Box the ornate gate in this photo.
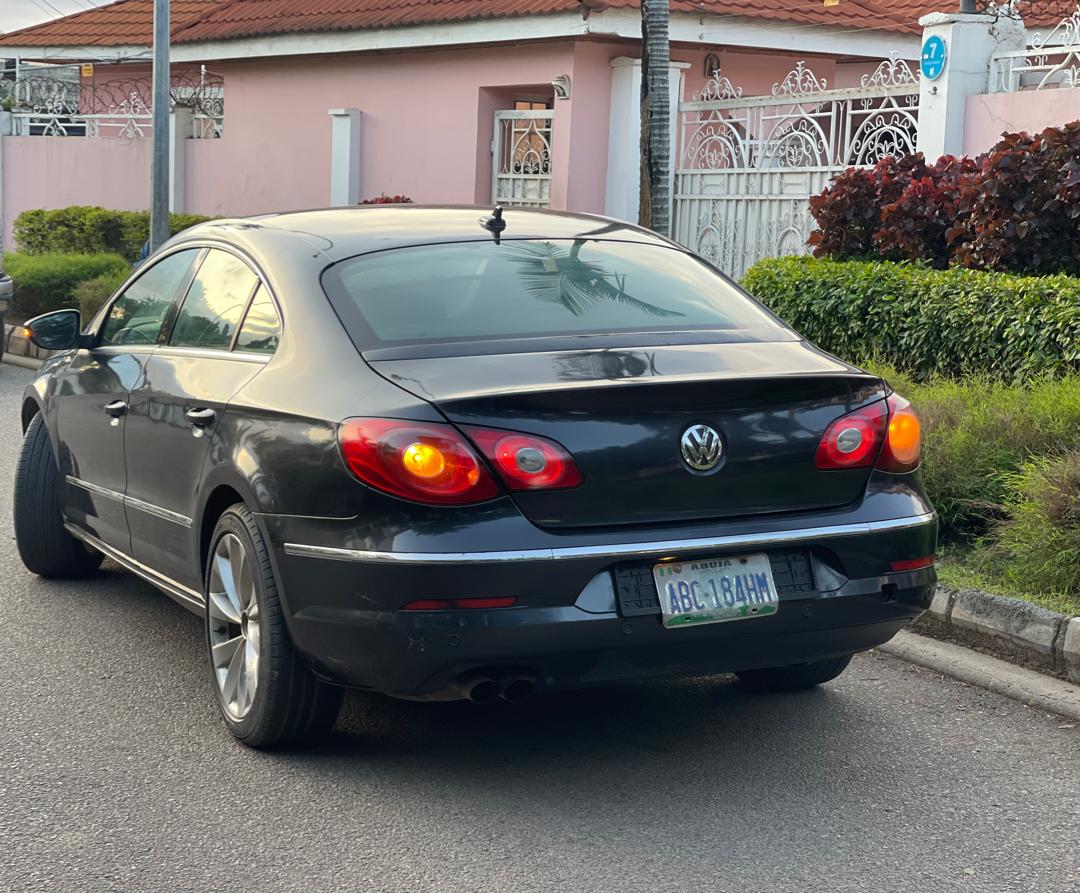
[672,59,920,278]
[492,109,554,208]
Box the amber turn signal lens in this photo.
[878,394,922,473]
[402,441,447,480]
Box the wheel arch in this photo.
[21,394,43,432]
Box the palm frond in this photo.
[501,241,684,320]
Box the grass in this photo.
[936,546,1080,617]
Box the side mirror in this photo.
[21,309,83,351]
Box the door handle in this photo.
[186,407,216,428]
[103,400,127,418]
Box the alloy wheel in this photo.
[207,532,261,721]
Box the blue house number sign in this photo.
[921,35,948,81]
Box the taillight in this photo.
[815,393,922,473]
[878,393,922,473]
[815,400,888,470]
[338,418,500,505]
[464,427,583,491]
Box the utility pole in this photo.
[150,0,170,251]
[958,0,977,12]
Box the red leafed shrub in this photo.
[360,194,414,204]
[951,121,1080,275]
[810,120,1080,274]
[808,154,929,260]
[877,156,978,268]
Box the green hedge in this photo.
[14,206,211,262]
[742,257,1080,382]
[3,252,129,319]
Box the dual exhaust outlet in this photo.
[453,672,536,704]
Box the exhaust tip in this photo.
[500,676,536,704]
[467,678,501,704]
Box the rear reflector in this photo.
[402,597,518,611]
[890,556,935,572]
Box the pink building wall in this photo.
[964,90,1080,155]
[1,40,901,250]
[2,136,151,248]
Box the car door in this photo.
[124,247,281,591]
[54,248,202,553]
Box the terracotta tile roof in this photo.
[0,0,218,47]
[0,0,1063,50]
[170,0,933,43]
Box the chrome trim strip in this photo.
[66,476,193,528]
[65,523,205,615]
[283,513,937,566]
[123,493,194,529]
[151,345,270,364]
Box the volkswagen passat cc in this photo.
[14,207,936,747]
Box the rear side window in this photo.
[171,249,258,350]
[99,249,199,346]
[322,239,790,350]
[234,285,281,354]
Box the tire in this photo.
[14,413,103,578]
[735,655,853,693]
[204,503,342,748]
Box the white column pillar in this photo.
[916,11,1025,159]
[328,108,362,206]
[168,107,192,214]
[604,57,690,222]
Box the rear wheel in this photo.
[735,655,852,692]
[14,413,103,578]
[204,504,342,748]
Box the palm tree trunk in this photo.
[639,0,671,237]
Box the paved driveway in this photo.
[1,364,1078,892]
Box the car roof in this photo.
[166,205,680,264]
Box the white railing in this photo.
[672,58,920,278]
[991,3,1080,92]
[2,68,224,139]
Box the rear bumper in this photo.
[0,273,11,315]
[260,509,937,696]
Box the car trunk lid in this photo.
[366,341,886,529]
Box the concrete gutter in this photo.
[880,630,1080,721]
[914,585,1080,685]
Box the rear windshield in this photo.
[322,239,791,351]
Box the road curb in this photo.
[880,630,1080,721]
[913,584,1080,684]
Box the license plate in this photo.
[653,553,779,629]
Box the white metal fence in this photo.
[492,110,553,208]
[2,67,224,139]
[991,3,1080,92]
[672,58,920,279]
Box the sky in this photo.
[0,0,111,35]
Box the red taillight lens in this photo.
[815,400,888,470]
[878,393,922,473]
[338,418,500,505]
[464,427,583,491]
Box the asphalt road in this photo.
[1,364,1079,893]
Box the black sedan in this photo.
[14,206,936,748]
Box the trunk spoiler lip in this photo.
[282,512,936,566]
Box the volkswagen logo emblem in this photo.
[680,424,724,472]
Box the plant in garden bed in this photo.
[808,120,1080,275]
[73,268,130,321]
[742,257,1080,382]
[360,195,413,204]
